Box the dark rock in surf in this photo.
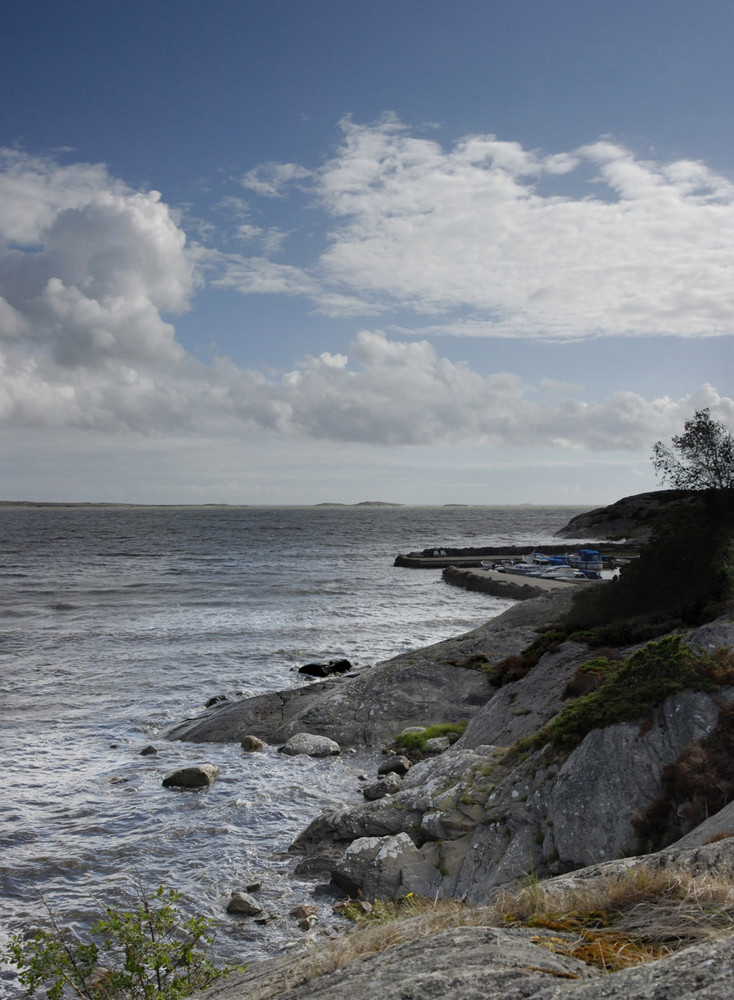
[240,734,264,751]
[226,891,263,916]
[162,764,219,789]
[299,658,353,677]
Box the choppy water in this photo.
[0,504,589,992]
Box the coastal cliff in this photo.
[555,488,698,541]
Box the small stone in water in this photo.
[226,891,262,916]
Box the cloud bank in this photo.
[0,143,732,458]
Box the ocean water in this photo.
[0,504,589,992]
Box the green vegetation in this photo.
[337,893,422,926]
[652,408,734,490]
[511,636,734,757]
[393,721,467,753]
[3,883,233,1000]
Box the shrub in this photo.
[512,637,734,757]
[482,628,568,686]
[3,883,233,1000]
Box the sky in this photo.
[1,0,733,506]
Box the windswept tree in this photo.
[652,408,734,490]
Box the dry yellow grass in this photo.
[226,863,734,999]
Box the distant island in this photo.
[313,501,406,507]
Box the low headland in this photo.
[176,488,734,1000]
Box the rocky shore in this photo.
[172,491,734,999]
[171,597,734,999]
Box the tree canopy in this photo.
[652,408,734,490]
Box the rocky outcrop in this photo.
[555,488,697,541]
[186,604,734,1000]
[290,617,734,903]
[166,589,576,748]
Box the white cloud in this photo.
[0,149,197,368]
[223,330,733,450]
[229,118,734,338]
[240,161,312,198]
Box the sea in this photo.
[0,503,590,993]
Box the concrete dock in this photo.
[441,565,600,600]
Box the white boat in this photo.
[534,566,593,580]
[497,561,541,575]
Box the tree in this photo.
[652,408,734,490]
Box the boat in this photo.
[569,548,604,573]
[534,566,595,581]
[497,561,542,575]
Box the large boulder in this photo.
[332,833,441,900]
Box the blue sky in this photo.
[1,0,732,505]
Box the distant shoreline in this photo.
[0,500,595,510]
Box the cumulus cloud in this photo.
[0,148,197,368]
[0,145,731,464]
[217,330,732,451]
[224,117,734,338]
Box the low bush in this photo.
[512,637,734,757]
[481,628,568,687]
[3,882,234,1000]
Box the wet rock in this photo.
[226,891,263,916]
[362,772,402,800]
[299,658,353,677]
[161,763,219,789]
[290,903,318,929]
[378,755,411,776]
[240,734,264,751]
[206,694,228,708]
[279,733,341,757]
[140,745,158,756]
